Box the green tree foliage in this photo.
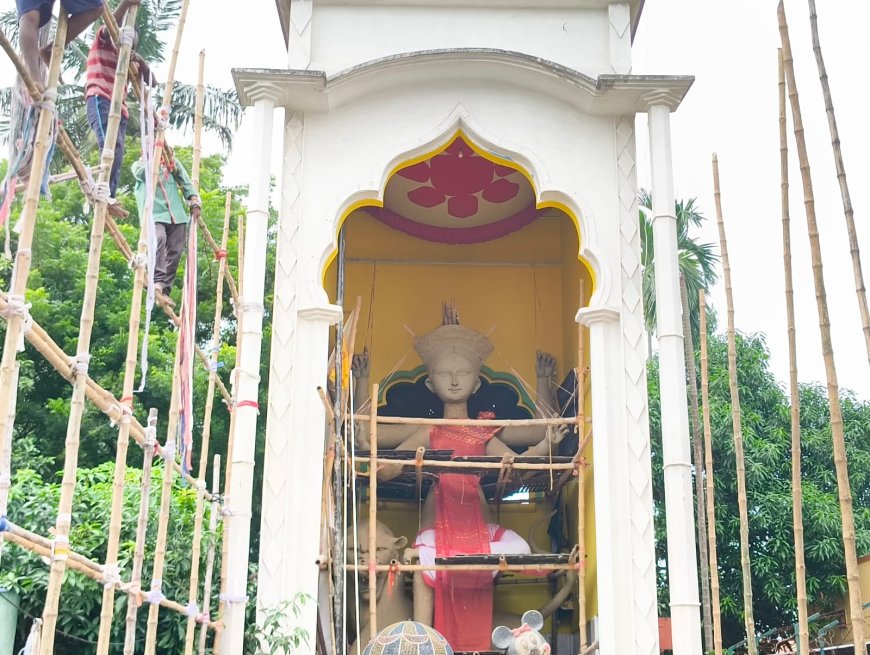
[648,318,870,647]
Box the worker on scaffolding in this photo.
[85,0,154,218]
[132,145,201,308]
[16,0,103,93]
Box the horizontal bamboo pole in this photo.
[346,562,578,573]
[351,415,582,427]
[352,456,577,472]
[5,521,102,573]
[13,166,102,193]
[0,294,215,500]
[4,529,220,628]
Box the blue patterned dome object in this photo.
[362,621,455,655]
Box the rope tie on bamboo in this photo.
[215,249,227,261]
[231,367,261,385]
[218,593,248,605]
[109,400,133,427]
[156,107,170,131]
[145,579,165,605]
[78,167,97,205]
[195,479,207,492]
[119,26,135,46]
[145,423,157,447]
[161,441,177,462]
[69,353,91,377]
[2,294,32,350]
[50,534,70,562]
[237,299,265,315]
[102,563,121,588]
[130,252,148,270]
[37,89,58,114]
[196,611,210,625]
[184,602,199,618]
[235,400,259,413]
[93,181,111,205]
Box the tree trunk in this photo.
[711,154,757,655]
[807,0,870,366]
[680,275,714,652]
[778,47,810,655]
[779,4,866,651]
[699,289,723,655]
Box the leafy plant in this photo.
[246,594,313,655]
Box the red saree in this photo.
[431,419,500,651]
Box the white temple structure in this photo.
[227,2,700,654]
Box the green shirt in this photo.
[132,158,199,225]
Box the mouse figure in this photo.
[492,610,551,655]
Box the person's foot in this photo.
[155,286,176,309]
[107,200,129,218]
[39,46,66,85]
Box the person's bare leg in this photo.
[39,6,102,64]
[412,573,434,625]
[18,11,45,92]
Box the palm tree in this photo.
[0,0,242,151]
[639,190,719,343]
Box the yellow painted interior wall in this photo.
[325,209,598,626]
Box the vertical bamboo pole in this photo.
[185,192,232,655]
[198,455,221,655]
[215,213,245,654]
[181,51,214,655]
[92,7,149,647]
[124,409,159,655]
[0,14,67,566]
[778,48,810,655]
[807,0,870,366]
[144,333,184,655]
[699,289,723,655]
[368,383,379,634]
[778,4,866,649]
[680,274,714,652]
[576,280,587,652]
[712,154,757,654]
[39,10,139,653]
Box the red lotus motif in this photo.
[397,138,520,219]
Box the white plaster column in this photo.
[221,88,280,655]
[608,3,632,74]
[646,94,702,655]
[287,0,313,69]
[577,306,634,655]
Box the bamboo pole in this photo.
[0,293,215,498]
[699,289,723,655]
[215,212,245,654]
[680,274,714,652]
[185,192,232,655]
[124,409,158,655]
[368,384,379,634]
[198,455,221,655]
[38,8,139,652]
[778,4,866,650]
[191,50,206,188]
[807,0,870,367]
[712,154,757,654]
[778,48,810,655]
[576,281,587,652]
[0,14,68,567]
[4,521,102,574]
[144,333,184,654]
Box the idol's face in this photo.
[425,352,481,403]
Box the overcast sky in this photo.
[4,0,870,397]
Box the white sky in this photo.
[4,0,870,397]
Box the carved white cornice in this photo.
[298,304,343,325]
[576,306,620,326]
[245,81,284,105]
[640,89,684,112]
[233,50,693,114]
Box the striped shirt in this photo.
[85,27,128,118]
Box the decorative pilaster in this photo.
[257,110,306,611]
[221,86,281,655]
[577,305,633,655]
[645,91,702,655]
[288,0,313,69]
[608,3,632,75]
[615,116,659,655]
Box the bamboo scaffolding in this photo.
[185,191,232,655]
[13,166,102,193]
[0,14,68,568]
[347,562,579,574]
[352,457,577,472]
[351,415,579,427]
[124,409,158,654]
[144,338,184,654]
[576,280,588,653]
[198,455,221,655]
[712,154,757,654]
[3,521,102,574]
[680,274,714,652]
[368,383,380,634]
[807,0,870,367]
[38,8,139,652]
[699,289,723,655]
[215,212,245,654]
[778,48,810,655]
[0,293,215,499]
[778,4,866,650]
